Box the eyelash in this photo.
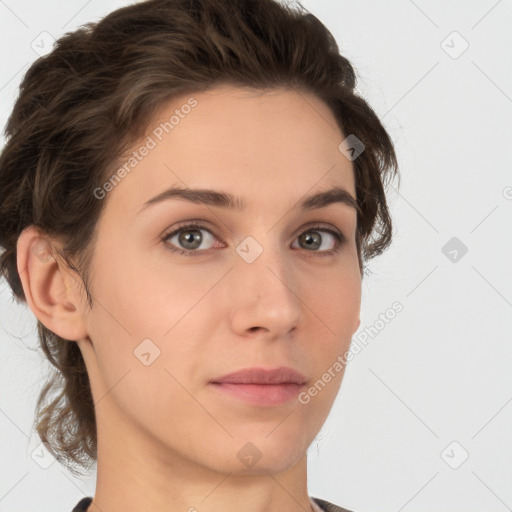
[161,221,346,257]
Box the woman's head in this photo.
[0,0,398,478]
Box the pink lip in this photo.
[210,366,307,385]
[209,367,307,406]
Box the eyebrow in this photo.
[137,185,360,215]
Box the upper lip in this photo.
[210,366,307,385]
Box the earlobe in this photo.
[16,226,88,342]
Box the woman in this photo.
[0,0,399,511]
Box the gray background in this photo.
[1,1,511,511]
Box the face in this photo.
[75,84,362,475]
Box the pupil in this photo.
[302,232,320,249]
[181,230,201,249]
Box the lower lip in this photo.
[209,382,304,406]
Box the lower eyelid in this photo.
[162,224,344,254]
[163,226,220,252]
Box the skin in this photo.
[17,84,361,512]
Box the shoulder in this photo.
[311,496,359,512]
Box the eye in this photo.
[162,222,222,256]
[292,225,345,255]
[161,222,345,256]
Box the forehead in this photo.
[105,84,356,218]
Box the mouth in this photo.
[208,366,307,406]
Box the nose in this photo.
[228,241,302,340]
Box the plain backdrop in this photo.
[1,1,511,511]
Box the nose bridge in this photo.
[230,229,302,329]
[235,230,289,288]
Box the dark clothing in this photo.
[312,496,356,512]
[71,495,356,512]
[71,497,92,512]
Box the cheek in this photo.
[302,271,361,406]
[90,251,211,375]
[84,262,207,435]
[307,265,361,335]
[94,252,196,339]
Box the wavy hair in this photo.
[0,0,399,476]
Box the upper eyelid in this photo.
[162,221,345,245]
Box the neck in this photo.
[87,405,313,512]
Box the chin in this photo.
[221,432,309,475]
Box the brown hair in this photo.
[0,0,399,476]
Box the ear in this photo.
[16,225,89,341]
